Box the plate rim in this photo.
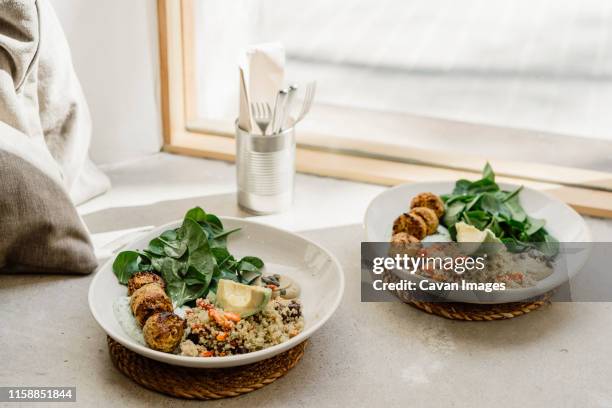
[88,216,345,368]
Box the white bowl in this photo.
[364,181,591,303]
[89,217,344,368]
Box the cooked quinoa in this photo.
[179,298,304,357]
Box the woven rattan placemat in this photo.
[107,337,306,399]
[382,271,552,321]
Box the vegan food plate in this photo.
[89,208,344,368]
[364,165,591,303]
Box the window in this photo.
[158,0,612,216]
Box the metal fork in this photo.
[270,89,289,135]
[294,81,316,125]
[250,102,272,135]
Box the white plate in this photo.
[364,181,591,303]
[89,217,344,368]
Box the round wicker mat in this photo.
[382,271,552,321]
[107,337,306,399]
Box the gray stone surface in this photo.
[2,222,612,407]
[2,155,612,407]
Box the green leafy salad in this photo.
[113,207,264,307]
[441,164,559,256]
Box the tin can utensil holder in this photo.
[236,124,296,214]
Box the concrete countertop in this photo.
[2,223,612,407]
[2,154,612,407]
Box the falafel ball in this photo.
[143,312,185,353]
[391,232,420,245]
[389,232,420,256]
[410,206,439,235]
[410,192,445,218]
[392,212,428,240]
[130,283,173,327]
[128,271,166,296]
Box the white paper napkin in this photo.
[238,42,286,132]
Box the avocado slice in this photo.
[215,279,271,317]
[456,222,483,241]
[455,222,502,255]
[482,229,503,245]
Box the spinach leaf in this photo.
[482,162,495,182]
[148,228,186,258]
[184,207,207,224]
[211,247,232,265]
[443,201,465,227]
[502,186,523,202]
[212,227,241,241]
[480,193,502,216]
[525,216,546,236]
[184,265,212,288]
[537,233,560,257]
[204,213,224,232]
[452,179,472,195]
[444,194,476,206]
[464,195,482,211]
[237,257,264,284]
[210,228,241,249]
[467,178,499,194]
[240,256,264,269]
[501,237,530,252]
[188,238,216,278]
[160,257,183,281]
[160,229,178,240]
[147,238,166,256]
[160,258,206,307]
[487,217,503,237]
[218,270,239,282]
[462,211,490,231]
[181,218,209,253]
[163,239,188,258]
[150,256,165,273]
[113,251,143,284]
[181,208,241,249]
[504,195,527,223]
